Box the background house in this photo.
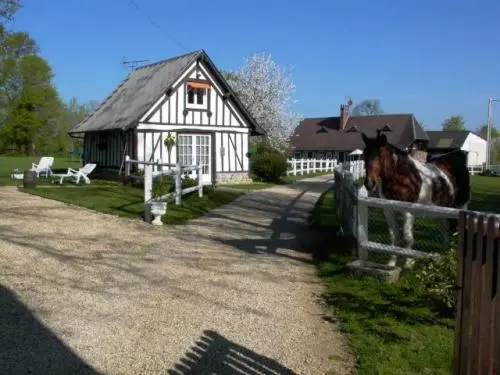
[290,101,429,162]
[69,50,264,185]
[426,130,487,167]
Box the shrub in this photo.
[152,175,175,199]
[249,142,287,182]
[182,176,198,188]
[410,236,459,311]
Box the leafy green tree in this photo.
[441,115,466,131]
[476,123,499,139]
[1,54,63,154]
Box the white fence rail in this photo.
[124,155,203,224]
[286,158,338,176]
[468,164,500,175]
[287,158,365,180]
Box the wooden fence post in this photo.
[313,159,316,173]
[198,164,203,198]
[293,159,297,176]
[175,162,182,205]
[144,163,152,223]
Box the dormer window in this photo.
[186,81,210,109]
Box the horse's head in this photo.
[348,125,394,193]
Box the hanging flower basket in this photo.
[164,135,176,153]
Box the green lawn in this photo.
[0,155,82,186]
[311,175,500,375]
[3,155,329,225]
[0,155,243,224]
[23,184,244,225]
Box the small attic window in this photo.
[186,81,210,109]
[318,125,328,133]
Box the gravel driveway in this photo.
[0,175,353,375]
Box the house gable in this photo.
[138,58,251,130]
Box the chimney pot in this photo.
[340,103,350,130]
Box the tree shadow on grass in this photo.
[0,284,101,375]
[168,330,298,375]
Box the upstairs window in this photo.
[186,81,210,109]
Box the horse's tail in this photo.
[431,150,471,235]
[451,150,471,209]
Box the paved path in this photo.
[0,176,353,375]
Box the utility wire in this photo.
[128,0,189,52]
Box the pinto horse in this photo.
[355,126,471,268]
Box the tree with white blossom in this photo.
[223,52,303,154]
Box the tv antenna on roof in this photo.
[120,57,150,71]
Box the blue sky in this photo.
[12,0,500,131]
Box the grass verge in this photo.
[310,189,455,375]
[23,185,244,225]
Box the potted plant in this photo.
[164,134,176,164]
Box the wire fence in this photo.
[334,166,460,268]
[365,206,455,266]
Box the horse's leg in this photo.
[403,211,415,269]
[383,207,399,267]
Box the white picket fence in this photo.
[287,158,365,180]
[124,155,203,224]
[334,167,460,266]
[468,164,500,175]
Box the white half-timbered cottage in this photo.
[69,50,265,184]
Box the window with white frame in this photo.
[186,81,209,109]
[177,135,193,167]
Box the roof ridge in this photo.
[411,115,417,141]
[134,50,202,71]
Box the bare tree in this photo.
[351,99,383,116]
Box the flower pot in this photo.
[150,201,167,225]
[23,170,38,188]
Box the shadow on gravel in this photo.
[0,285,101,375]
[168,329,298,375]
[206,184,329,265]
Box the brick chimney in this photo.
[340,99,352,130]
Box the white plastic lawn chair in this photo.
[31,156,54,177]
[52,163,97,185]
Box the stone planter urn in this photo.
[150,201,167,226]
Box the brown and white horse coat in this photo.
[359,127,470,268]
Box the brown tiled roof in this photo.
[290,114,429,152]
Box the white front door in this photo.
[177,134,211,184]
